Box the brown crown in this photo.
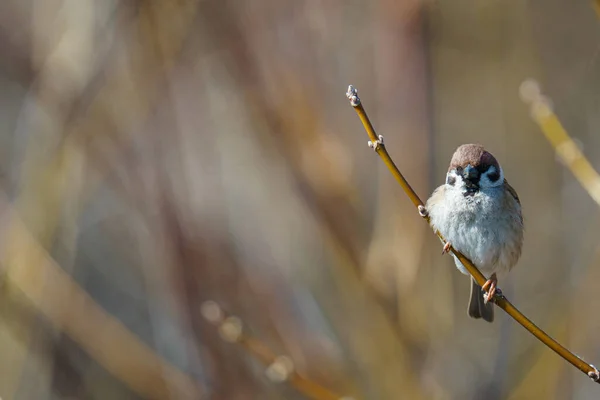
[448,144,500,172]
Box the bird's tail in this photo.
[468,277,494,322]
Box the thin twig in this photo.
[345,85,600,384]
[0,194,204,399]
[201,301,356,400]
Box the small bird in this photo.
[425,144,523,322]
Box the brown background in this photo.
[0,1,598,399]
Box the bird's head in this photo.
[446,144,503,195]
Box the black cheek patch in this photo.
[446,175,456,186]
[488,171,500,182]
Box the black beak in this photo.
[463,165,480,187]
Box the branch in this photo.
[200,301,356,400]
[345,85,600,384]
[520,79,600,207]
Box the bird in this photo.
[424,144,524,322]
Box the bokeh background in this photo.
[0,1,599,399]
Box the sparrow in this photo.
[424,144,523,322]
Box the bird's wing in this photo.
[504,178,523,224]
[504,178,520,205]
[425,184,445,210]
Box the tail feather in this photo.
[468,278,494,322]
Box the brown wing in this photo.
[504,178,520,205]
[504,178,523,224]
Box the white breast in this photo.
[426,178,522,279]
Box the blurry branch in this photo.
[200,301,355,400]
[594,0,600,18]
[259,81,426,397]
[1,0,99,394]
[0,2,203,397]
[511,212,600,397]
[1,195,203,399]
[519,79,600,207]
[185,2,426,394]
[345,85,600,384]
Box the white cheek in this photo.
[479,166,504,188]
[446,170,466,189]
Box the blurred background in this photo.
[0,1,599,399]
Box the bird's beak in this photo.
[463,165,479,186]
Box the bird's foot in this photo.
[418,205,428,217]
[481,273,498,303]
[441,242,452,255]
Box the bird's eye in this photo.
[446,175,456,186]
[488,171,500,182]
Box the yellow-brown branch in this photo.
[345,85,600,384]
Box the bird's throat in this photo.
[463,187,478,197]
